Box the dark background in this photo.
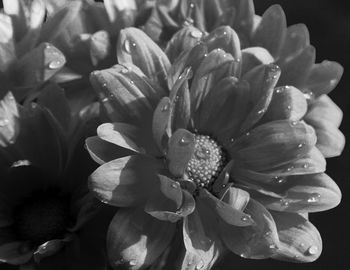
[0,0,349,269]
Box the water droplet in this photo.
[303,163,309,169]
[240,253,247,258]
[121,68,128,74]
[161,103,169,112]
[269,244,277,249]
[196,260,204,270]
[241,215,251,222]
[275,88,283,94]
[280,199,289,207]
[189,2,195,8]
[180,136,192,145]
[123,40,133,53]
[0,118,9,127]
[307,245,319,255]
[129,260,137,266]
[291,121,298,126]
[257,109,265,115]
[307,193,321,203]
[190,30,203,39]
[204,53,208,57]
[286,166,294,172]
[48,60,62,69]
[298,143,304,148]
[274,176,286,184]
[303,91,315,101]
[287,105,292,110]
[101,97,109,103]
[129,80,135,85]
[171,183,178,188]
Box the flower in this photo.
[86,27,341,269]
[0,85,113,269]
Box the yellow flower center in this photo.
[186,135,226,188]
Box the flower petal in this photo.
[145,175,183,222]
[253,5,287,58]
[305,95,345,157]
[0,92,19,148]
[231,120,316,171]
[0,241,33,265]
[85,136,133,165]
[241,47,274,75]
[278,24,310,65]
[0,13,16,72]
[278,45,315,88]
[261,85,307,122]
[107,208,175,270]
[166,129,195,177]
[165,26,203,63]
[117,27,171,89]
[33,238,69,263]
[14,42,65,90]
[271,211,322,262]
[305,61,343,97]
[89,155,161,207]
[190,48,235,112]
[104,0,137,32]
[89,30,112,67]
[199,189,254,227]
[248,173,341,213]
[219,199,280,259]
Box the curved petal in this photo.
[248,173,341,213]
[271,211,322,262]
[0,241,33,265]
[0,14,16,73]
[166,129,195,177]
[89,155,161,207]
[252,5,287,58]
[278,24,310,65]
[85,136,132,165]
[241,47,274,75]
[305,61,343,97]
[0,92,19,148]
[165,26,203,63]
[261,85,307,122]
[230,120,316,171]
[97,122,157,155]
[117,27,171,89]
[90,66,155,125]
[219,199,280,259]
[107,208,175,270]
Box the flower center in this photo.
[186,135,226,188]
[13,190,70,245]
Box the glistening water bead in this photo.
[185,135,226,188]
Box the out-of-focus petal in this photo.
[166,129,195,177]
[271,211,322,262]
[117,27,171,89]
[89,155,161,207]
[261,86,307,122]
[104,0,137,33]
[89,30,111,67]
[219,199,280,259]
[305,61,343,97]
[107,207,175,270]
[252,5,286,58]
[244,173,341,213]
[231,120,316,171]
[0,14,16,72]
[0,241,33,265]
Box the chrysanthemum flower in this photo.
[143,0,345,159]
[86,27,341,269]
[0,85,112,269]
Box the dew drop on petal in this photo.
[129,80,135,85]
[273,176,286,184]
[241,215,251,222]
[121,68,128,74]
[190,30,203,39]
[48,60,62,69]
[307,245,319,255]
[280,199,289,207]
[129,260,137,266]
[257,109,265,115]
[298,143,304,148]
[307,193,321,203]
[161,103,170,112]
[171,183,178,188]
[269,244,277,249]
[101,97,109,103]
[291,121,298,126]
[123,40,132,53]
[303,163,309,169]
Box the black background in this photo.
[0,1,349,269]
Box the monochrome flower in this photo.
[86,27,341,270]
[0,86,112,269]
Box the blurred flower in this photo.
[86,27,341,270]
[143,0,345,158]
[0,85,112,269]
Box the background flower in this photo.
[0,86,113,269]
[87,26,341,269]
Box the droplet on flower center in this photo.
[185,135,226,188]
[13,190,70,245]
